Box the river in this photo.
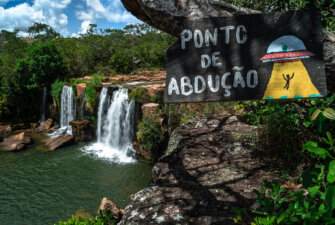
[0,137,152,225]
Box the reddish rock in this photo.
[0,132,32,151]
[98,197,124,224]
[36,119,54,133]
[12,123,30,130]
[76,83,87,97]
[141,103,160,117]
[69,120,94,142]
[45,135,74,151]
[0,125,12,142]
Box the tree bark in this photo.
[121,0,335,92]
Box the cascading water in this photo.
[40,87,47,123]
[49,86,76,137]
[84,87,135,163]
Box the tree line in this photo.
[0,23,176,122]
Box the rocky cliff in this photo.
[119,115,279,225]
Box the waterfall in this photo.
[60,86,76,128]
[40,87,47,123]
[96,87,110,142]
[48,86,76,137]
[83,87,135,163]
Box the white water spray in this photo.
[84,87,135,163]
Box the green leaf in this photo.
[303,121,312,127]
[326,95,334,103]
[308,186,320,198]
[326,184,335,210]
[311,109,321,120]
[326,131,333,143]
[303,141,330,159]
[322,108,335,120]
[277,212,287,224]
[327,160,335,183]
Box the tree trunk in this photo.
[121,0,335,92]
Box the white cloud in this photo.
[0,0,71,36]
[76,0,140,34]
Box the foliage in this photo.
[129,87,151,104]
[28,22,60,41]
[137,115,166,160]
[15,41,65,90]
[88,74,103,89]
[84,74,102,111]
[57,208,116,225]
[84,86,96,109]
[51,79,64,103]
[243,99,316,172]
[304,93,335,132]
[223,0,335,31]
[234,133,335,225]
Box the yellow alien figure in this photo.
[260,35,321,99]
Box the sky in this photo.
[0,0,141,37]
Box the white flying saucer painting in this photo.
[260,35,321,99]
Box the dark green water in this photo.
[0,139,152,225]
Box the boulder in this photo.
[76,83,87,97]
[12,123,30,130]
[119,116,279,225]
[0,132,32,151]
[69,120,94,142]
[0,125,11,142]
[141,103,159,117]
[45,135,74,151]
[36,119,54,133]
[97,197,124,224]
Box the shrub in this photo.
[89,74,103,89]
[85,86,96,109]
[84,73,102,112]
[51,79,63,103]
[57,208,116,225]
[137,115,165,160]
[129,87,151,104]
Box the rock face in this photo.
[0,125,12,142]
[36,118,54,133]
[120,0,258,37]
[69,120,94,142]
[76,83,87,97]
[45,135,74,151]
[120,116,278,225]
[0,132,32,151]
[98,197,124,224]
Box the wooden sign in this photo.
[165,9,327,103]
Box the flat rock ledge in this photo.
[45,135,74,151]
[119,115,279,225]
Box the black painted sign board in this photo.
[165,9,327,103]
